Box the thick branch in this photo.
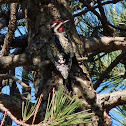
[0,34,126,54]
[0,53,31,72]
[0,52,50,72]
[84,36,126,53]
[97,89,126,111]
[1,3,18,56]
[0,34,125,56]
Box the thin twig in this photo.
[0,103,46,126]
[32,94,43,124]
[79,1,101,21]
[17,27,23,35]
[94,51,126,90]
[0,111,7,126]
[73,0,123,17]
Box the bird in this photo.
[48,20,73,79]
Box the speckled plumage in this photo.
[48,21,73,79]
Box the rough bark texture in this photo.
[1,0,125,126]
[18,0,104,125]
[1,3,18,56]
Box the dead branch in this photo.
[32,94,43,124]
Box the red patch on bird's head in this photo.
[51,20,64,32]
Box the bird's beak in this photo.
[51,23,57,28]
[62,20,69,24]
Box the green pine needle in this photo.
[43,87,93,125]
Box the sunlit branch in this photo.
[32,94,43,124]
[84,36,126,53]
[97,89,126,111]
[0,53,31,72]
[0,33,126,54]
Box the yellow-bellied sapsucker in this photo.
[48,20,73,79]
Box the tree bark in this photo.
[0,0,125,126]
[18,0,105,125]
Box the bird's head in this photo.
[51,20,64,33]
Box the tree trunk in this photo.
[20,0,108,125]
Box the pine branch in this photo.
[94,51,126,90]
